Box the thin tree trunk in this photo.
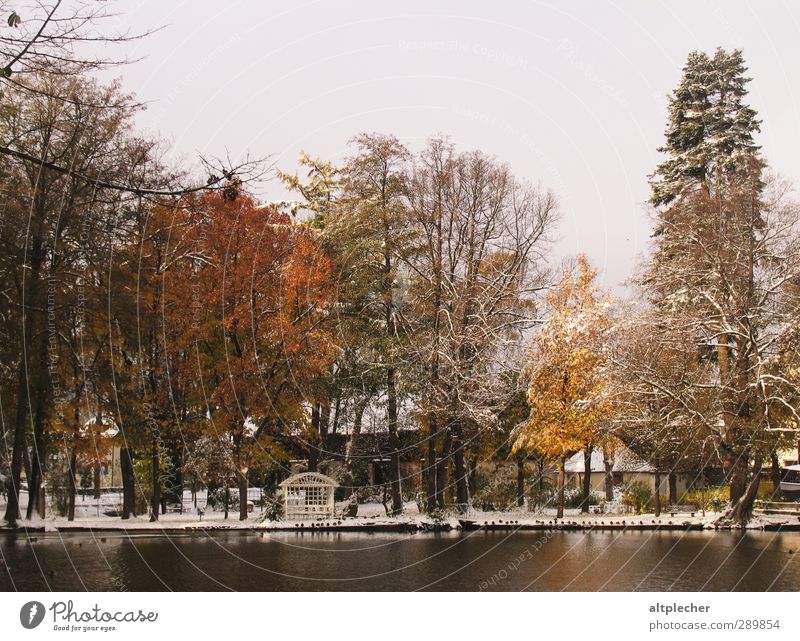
[343,397,369,503]
[654,469,661,517]
[120,447,135,519]
[468,458,478,498]
[556,457,565,519]
[320,398,330,467]
[452,422,468,514]
[343,403,362,475]
[307,403,320,472]
[3,370,28,525]
[435,432,451,510]
[516,456,525,508]
[581,445,593,513]
[93,464,101,499]
[426,416,437,513]
[603,456,614,502]
[538,459,545,491]
[770,451,781,499]
[25,400,47,520]
[238,469,248,521]
[386,367,403,515]
[668,472,677,504]
[25,450,41,520]
[149,436,160,522]
[67,451,77,521]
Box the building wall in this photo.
[74,446,123,491]
[568,471,690,498]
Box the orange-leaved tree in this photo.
[513,255,617,517]
[185,191,336,520]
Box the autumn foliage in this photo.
[513,256,616,516]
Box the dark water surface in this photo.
[1,529,799,591]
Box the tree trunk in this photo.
[120,447,135,519]
[731,457,762,525]
[581,445,593,513]
[468,458,478,498]
[319,398,330,469]
[149,437,160,522]
[556,457,565,519]
[4,372,28,526]
[426,417,437,513]
[26,449,41,520]
[386,367,403,515]
[67,451,77,521]
[343,397,369,508]
[435,432,451,510]
[603,454,614,502]
[223,486,230,520]
[25,400,48,520]
[654,470,661,517]
[307,403,320,472]
[516,456,525,508]
[93,464,102,499]
[668,472,677,504]
[538,458,545,491]
[238,469,248,521]
[5,254,45,526]
[728,454,748,505]
[770,451,781,499]
[451,423,468,514]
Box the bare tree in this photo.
[637,173,800,523]
[402,137,557,513]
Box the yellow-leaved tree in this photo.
[513,255,616,517]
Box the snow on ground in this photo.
[2,492,798,532]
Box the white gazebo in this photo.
[279,472,337,519]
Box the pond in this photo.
[1,529,798,591]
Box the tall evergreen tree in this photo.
[649,48,761,207]
[641,48,800,524]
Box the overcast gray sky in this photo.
[105,1,800,290]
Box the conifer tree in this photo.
[649,48,761,206]
[642,48,800,523]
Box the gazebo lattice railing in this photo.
[278,472,337,519]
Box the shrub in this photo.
[528,481,555,512]
[563,486,600,509]
[472,472,521,511]
[757,480,781,501]
[255,493,283,521]
[622,481,652,514]
[207,487,239,512]
[681,486,728,512]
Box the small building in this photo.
[279,472,337,519]
[565,445,690,497]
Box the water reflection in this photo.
[1,530,797,591]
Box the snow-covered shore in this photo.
[2,507,798,534]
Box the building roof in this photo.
[565,445,656,474]
[279,472,338,488]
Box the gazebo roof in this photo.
[279,472,337,488]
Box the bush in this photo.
[622,481,652,514]
[255,493,283,521]
[681,486,728,512]
[528,481,555,512]
[207,487,239,512]
[757,480,781,501]
[563,486,600,509]
[472,474,520,511]
[526,483,600,511]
